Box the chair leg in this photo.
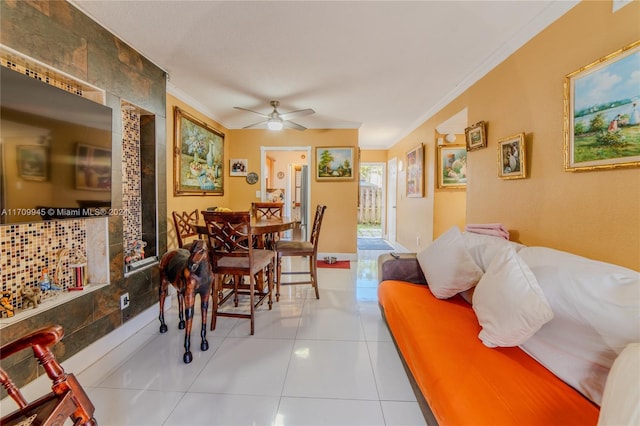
[210,275,219,331]
[276,254,282,302]
[249,275,255,335]
[311,255,319,299]
[267,260,274,309]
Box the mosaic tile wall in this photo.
[122,109,143,261]
[0,220,87,317]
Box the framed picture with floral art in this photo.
[174,106,225,195]
[437,146,467,189]
[406,144,424,197]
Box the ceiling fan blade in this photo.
[234,106,269,118]
[284,120,307,131]
[279,108,315,121]
[243,120,268,129]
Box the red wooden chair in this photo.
[0,325,97,426]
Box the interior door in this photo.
[387,157,397,242]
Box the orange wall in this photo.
[391,1,640,269]
[433,132,466,238]
[228,129,359,254]
[166,94,231,249]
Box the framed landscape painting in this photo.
[174,106,225,195]
[465,121,487,151]
[316,146,354,181]
[564,40,640,171]
[437,146,467,189]
[17,145,48,181]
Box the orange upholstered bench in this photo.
[378,280,599,426]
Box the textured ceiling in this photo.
[69,1,578,149]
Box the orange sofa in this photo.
[377,252,601,426]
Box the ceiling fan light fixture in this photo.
[267,118,284,131]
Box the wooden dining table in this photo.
[191,216,299,248]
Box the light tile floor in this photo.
[74,247,427,426]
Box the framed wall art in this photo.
[17,145,48,181]
[465,121,487,151]
[75,144,111,190]
[174,106,224,195]
[564,40,640,171]
[437,145,467,189]
[497,133,526,180]
[406,144,424,197]
[230,158,248,176]
[316,146,354,181]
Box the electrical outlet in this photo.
[120,293,130,310]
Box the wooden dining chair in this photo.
[251,202,284,219]
[275,205,327,301]
[251,202,284,248]
[172,209,200,248]
[202,210,276,335]
[0,325,97,426]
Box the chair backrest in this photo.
[309,205,327,251]
[172,209,200,248]
[202,211,253,268]
[251,202,284,219]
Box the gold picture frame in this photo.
[437,145,467,189]
[315,146,355,181]
[497,133,526,180]
[174,106,225,196]
[465,121,487,151]
[563,40,640,171]
[406,144,424,197]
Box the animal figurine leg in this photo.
[158,272,170,334]
[177,292,186,330]
[182,270,196,364]
[198,288,210,352]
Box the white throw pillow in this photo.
[416,226,483,299]
[519,246,640,405]
[598,343,640,425]
[472,246,553,348]
[462,231,525,272]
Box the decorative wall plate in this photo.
[277,171,285,179]
[246,172,259,185]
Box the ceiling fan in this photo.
[234,100,315,131]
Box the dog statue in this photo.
[158,240,213,363]
[21,285,42,309]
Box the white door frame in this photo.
[387,157,398,243]
[260,146,312,233]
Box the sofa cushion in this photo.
[519,246,640,405]
[378,280,600,425]
[598,343,640,425]
[416,226,483,299]
[472,246,553,347]
[462,231,525,272]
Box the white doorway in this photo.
[387,157,397,243]
[261,146,311,239]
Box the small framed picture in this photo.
[17,145,48,181]
[230,158,248,176]
[465,121,487,151]
[497,133,526,180]
[406,144,424,197]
